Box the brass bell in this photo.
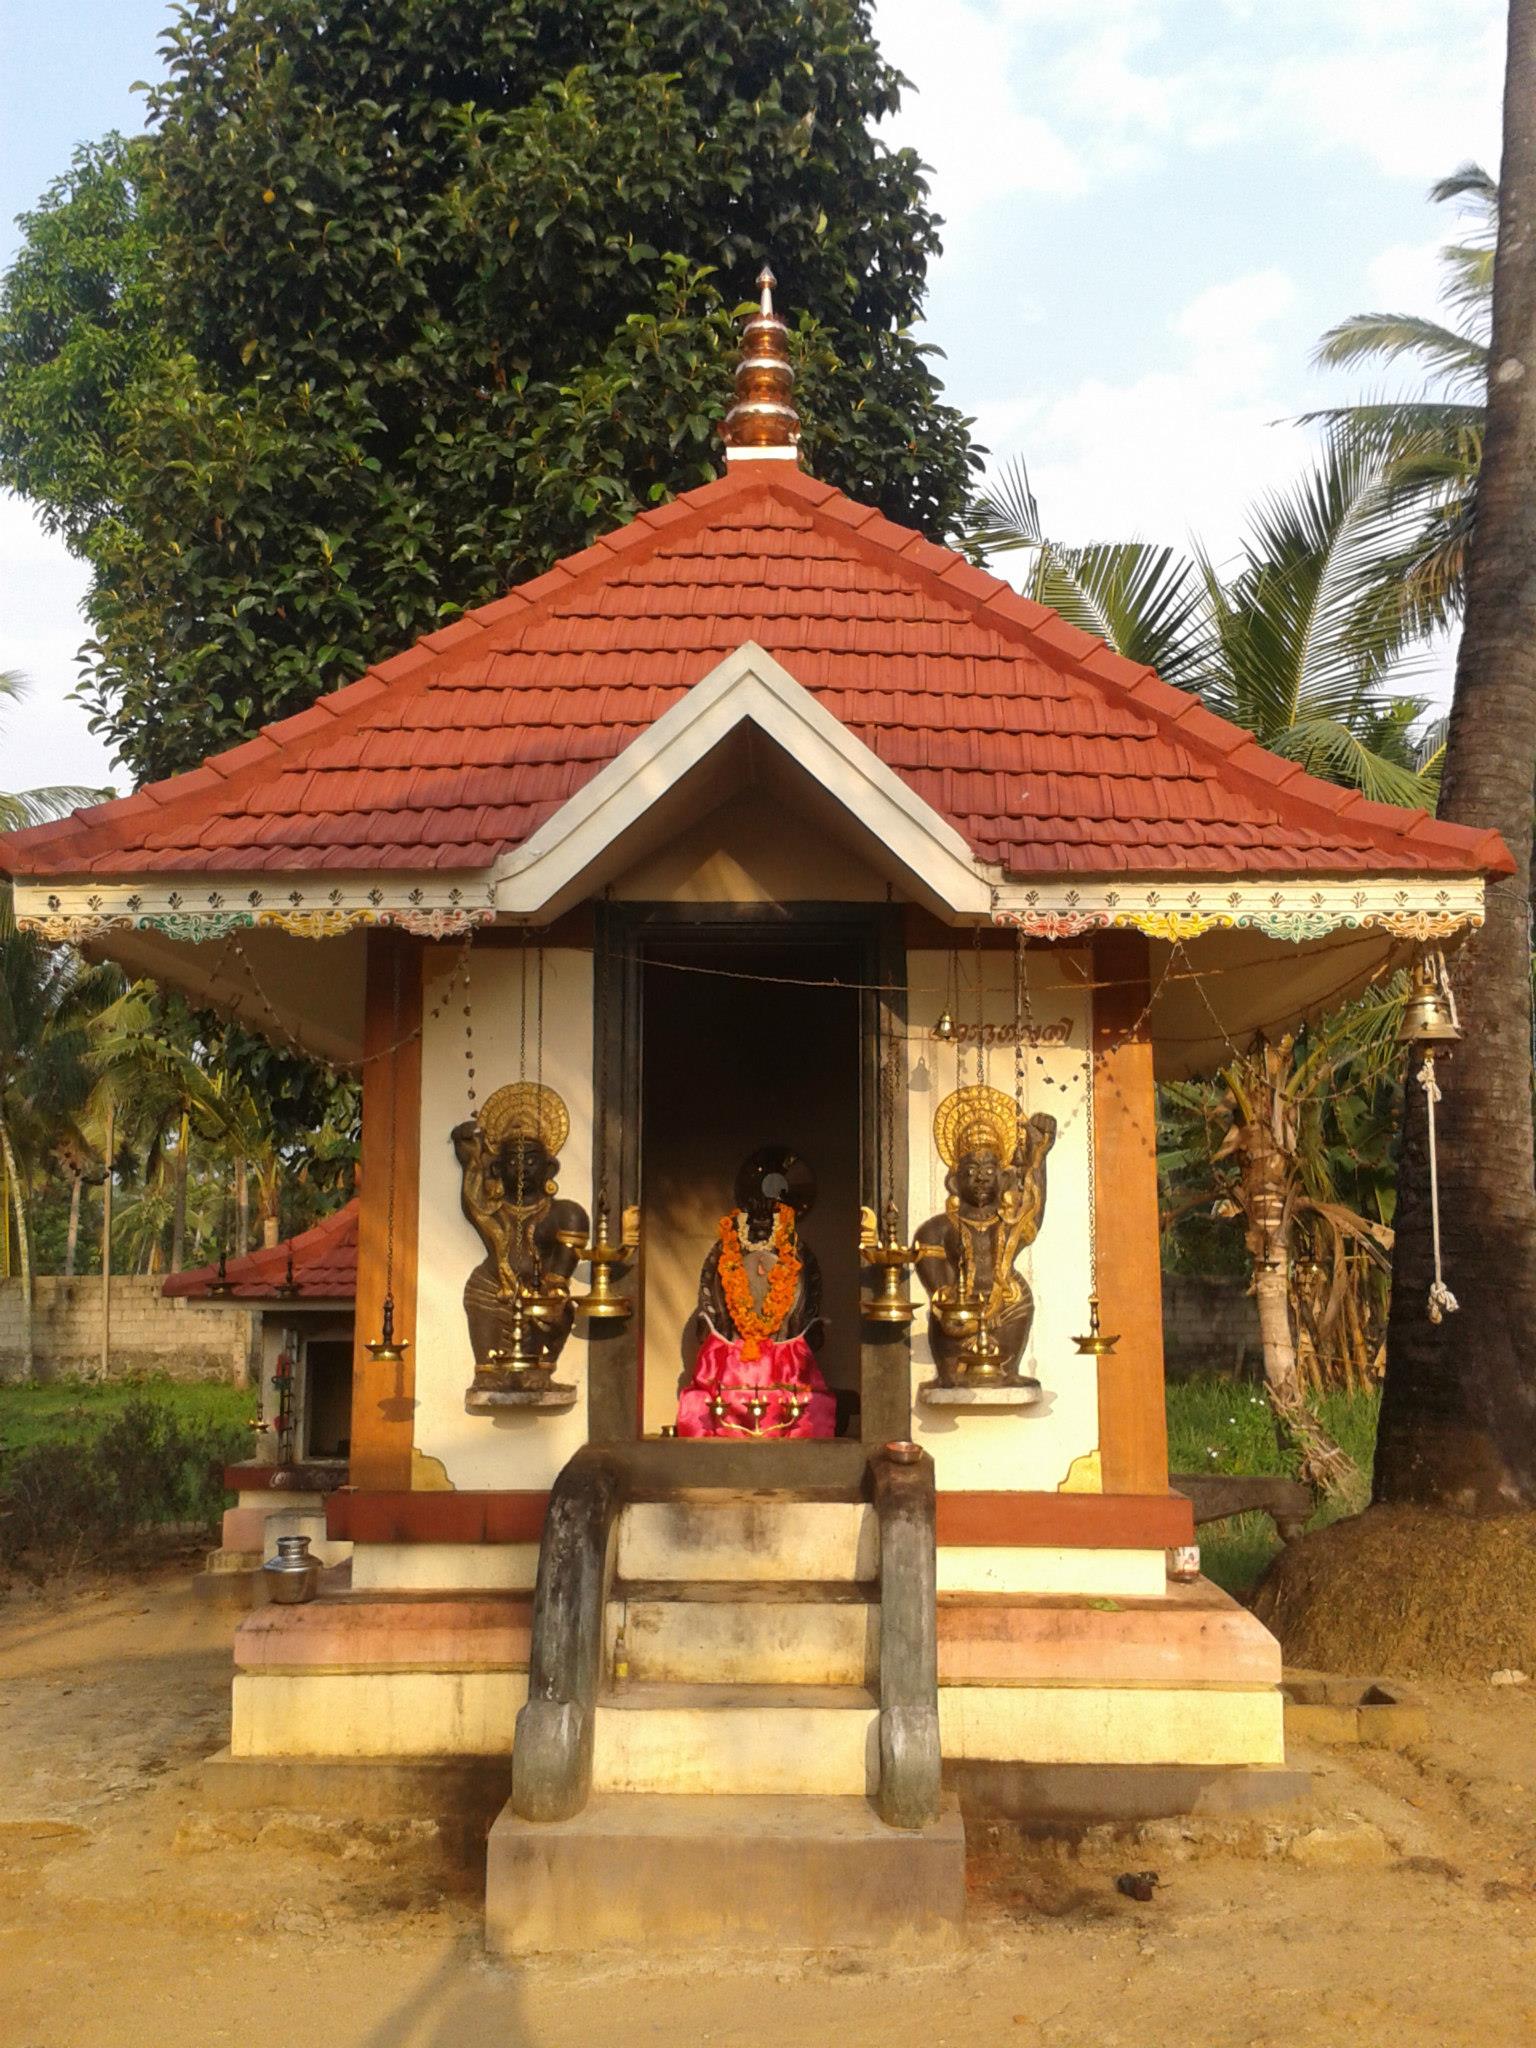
[933,1008,957,1043]
[1398,953,1461,1047]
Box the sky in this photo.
[0,0,1509,798]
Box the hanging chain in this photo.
[384,946,402,1303]
[596,916,612,1218]
[971,924,986,1090]
[462,940,477,1110]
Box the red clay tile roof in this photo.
[163,1199,357,1302]
[2,468,1511,881]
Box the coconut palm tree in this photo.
[0,936,119,1372]
[1304,164,1495,640]
[969,439,1439,809]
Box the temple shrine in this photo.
[0,275,1510,1949]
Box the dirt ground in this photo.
[2,1568,1535,2048]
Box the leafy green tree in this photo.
[0,0,978,786]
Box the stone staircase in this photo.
[595,1500,879,1795]
[486,1467,965,1953]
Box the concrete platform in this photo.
[946,1758,1310,1826]
[485,1793,966,1953]
[201,1746,509,1825]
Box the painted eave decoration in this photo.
[0,462,1508,960]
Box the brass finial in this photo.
[722,264,801,463]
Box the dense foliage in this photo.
[0,0,979,784]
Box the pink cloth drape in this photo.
[676,1332,837,1439]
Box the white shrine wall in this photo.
[413,945,596,1493]
[905,947,1098,1494]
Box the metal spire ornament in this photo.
[1397,949,1462,1324]
[365,952,410,1369]
[720,266,801,460]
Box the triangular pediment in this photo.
[489,643,994,920]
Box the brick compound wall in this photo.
[0,1277,260,1385]
[1161,1272,1262,1380]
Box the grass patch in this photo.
[0,1377,255,1457]
[1167,1376,1380,1597]
[0,1379,255,1575]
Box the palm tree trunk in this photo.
[1378,0,1536,1512]
[64,1172,82,1277]
[0,1114,34,1380]
[170,1113,189,1273]
[234,1153,248,1257]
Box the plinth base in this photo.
[485,1793,965,1954]
[918,1378,1042,1409]
[465,1382,578,1415]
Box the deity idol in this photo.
[677,1147,837,1439]
[913,1085,1057,1386]
[452,1082,589,1382]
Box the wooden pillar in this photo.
[349,929,423,1492]
[1091,930,1169,1494]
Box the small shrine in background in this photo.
[1,273,1509,1952]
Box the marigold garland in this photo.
[717,1203,801,1359]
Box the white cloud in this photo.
[873,0,1505,236]
[0,493,119,794]
[975,269,1310,563]
[1364,236,1453,316]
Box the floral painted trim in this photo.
[15,877,498,945]
[991,876,1484,945]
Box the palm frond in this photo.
[1272,716,1436,808]
[1312,313,1488,395]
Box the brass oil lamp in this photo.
[859,1201,917,1325]
[364,1292,410,1367]
[1072,1292,1119,1357]
[575,1202,639,1321]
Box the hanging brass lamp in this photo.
[365,1292,410,1366]
[1072,1292,1119,1357]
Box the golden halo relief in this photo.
[933,1084,1019,1169]
[479,1082,570,1158]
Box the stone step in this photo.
[486,1793,966,1954]
[616,1501,877,1585]
[615,1580,879,1687]
[593,1681,878,1796]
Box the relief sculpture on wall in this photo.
[913,1084,1057,1390]
[452,1082,589,1411]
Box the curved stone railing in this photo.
[510,1446,627,1823]
[870,1443,942,1829]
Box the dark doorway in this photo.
[304,1339,353,1459]
[639,931,863,1437]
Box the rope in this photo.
[1419,1050,1459,1324]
